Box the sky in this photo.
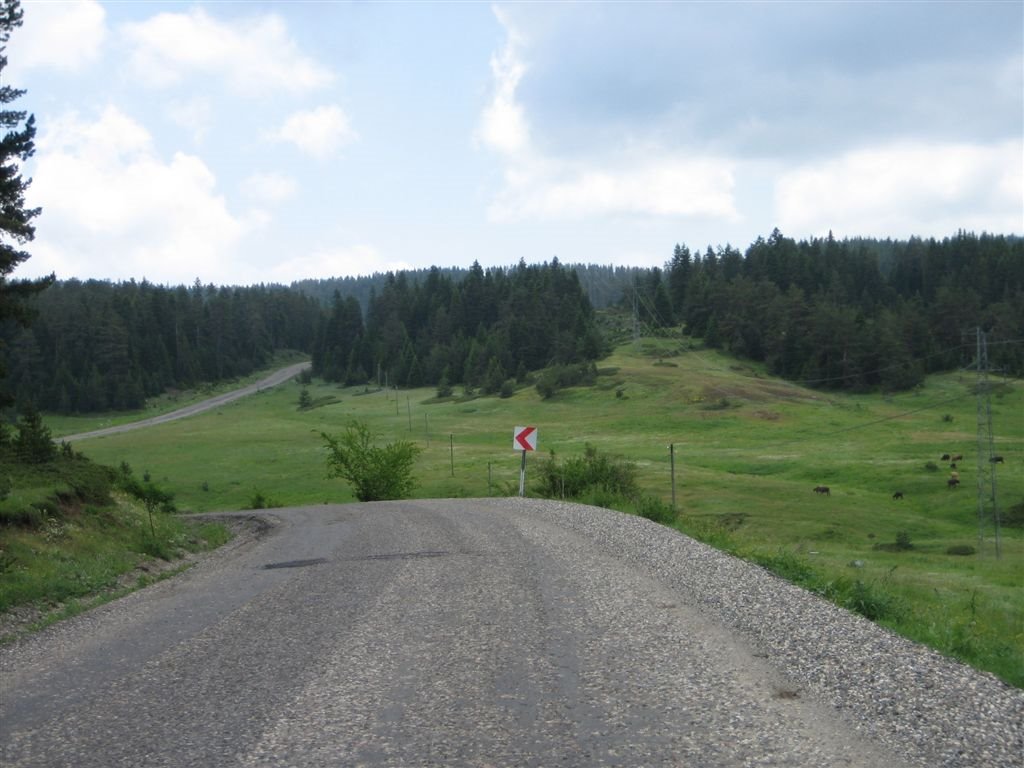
[7,0,1023,287]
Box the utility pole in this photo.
[975,328,1001,558]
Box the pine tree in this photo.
[0,0,52,405]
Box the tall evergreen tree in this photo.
[0,0,52,405]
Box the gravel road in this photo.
[57,361,311,443]
[1,499,1020,767]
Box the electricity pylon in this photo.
[974,328,1001,558]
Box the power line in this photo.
[974,328,1002,558]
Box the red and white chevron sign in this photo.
[513,425,537,451]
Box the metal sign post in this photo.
[519,451,527,496]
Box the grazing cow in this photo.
[813,485,831,496]
[892,491,904,500]
[947,477,960,489]
[950,463,957,470]
[951,454,963,462]
[990,456,1005,464]
[941,453,951,461]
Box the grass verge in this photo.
[1,508,231,642]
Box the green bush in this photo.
[120,476,176,514]
[322,420,421,501]
[63,458,115,505]
[946,544,976,556]
[246,491,282,510]
[436,372,453,399]
[843,579,903,621]
[754,552,903,622]
[634,495,676,525]
[754,550,816,583]
[14,407,57,464]
[534,362,598,400]
[1003,499,1024,528]
[874,531,915,552]
[534,444,639,500]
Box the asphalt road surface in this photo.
[58,361,311,443]
[6,498,1015,768]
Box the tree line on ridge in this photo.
[0,230,1021,415]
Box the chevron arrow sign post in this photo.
[513,426,538,496]
[513,426,537,451]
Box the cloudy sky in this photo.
[9,0,1023,287]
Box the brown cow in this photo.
[813,485,831,496]
[947,477,960,489]
[951,453,963,462]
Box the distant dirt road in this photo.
[58,361,311,443]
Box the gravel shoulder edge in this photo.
[493,497,1024,768]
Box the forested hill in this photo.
[310,260,603,392]
[639,230,1023,389]
[0,231,1021,415]
[293,263,638,311]
[0,281,322,413]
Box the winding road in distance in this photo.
[57,361,311,443]
[2,499,1020,767]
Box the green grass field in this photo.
[50,339,1024,686]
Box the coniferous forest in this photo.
[1,230,1021,414]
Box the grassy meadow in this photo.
[49,339,1024,686]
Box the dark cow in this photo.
[813,485,831,496]
[990,456,1005,464]
[947,477,960,489]
[941,453,951,461]
[892,491,904,500]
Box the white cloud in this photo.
[120,8,334,96]
[166,97,213,143]
[25,106,247,284]
[241,172,298,204]
[476,6,529,156]
[265,245,411,283]
[7,0,106,74]
[480,8,737,224]
[270,106,358,158]
[489,157,737,222]
[775,141,1024,238]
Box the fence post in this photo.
[670,443,676,511]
